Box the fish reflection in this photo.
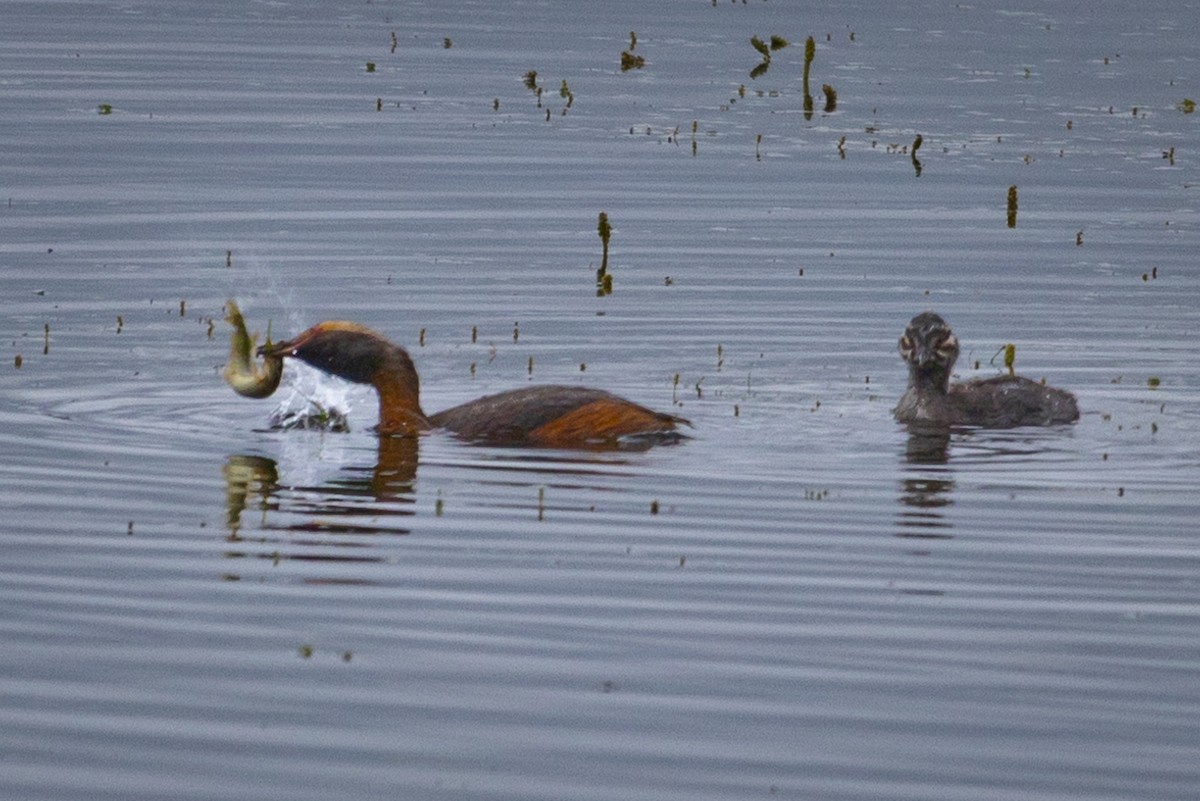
[220,437,421,583]
[223,453,280,536]
[896,423,955,539]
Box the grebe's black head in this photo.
[900,311,959,378]
[261,321,398,385]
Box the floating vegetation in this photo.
[596,212,613,296]
[522,69,571,116]
[390,31,398,53]
[755,133,762,161]
[14,354,21,369]
[1147,376,1161,388]
[269,401,350,432]
[443,37,452,49]
[98,103,112,115]
[1178,98,1196,113]
[991,343,1017,376]
[1006,185,1018,228]
[749,34,788,78]
[1163,146,1175,165]
[821,83,838,113]
[366,62,376,73]
[837,135,846,159]
[802,36,816,118]
[621,30,645,71]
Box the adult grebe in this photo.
[894,311,1079,427]
[254,321,686,448]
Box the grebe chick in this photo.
[259,321,686,448]
[894,311,1079,428]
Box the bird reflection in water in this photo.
[220,437,421,583]
[896,423,955,540]
[223,453,279,537]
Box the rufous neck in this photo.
[371,351,431,437]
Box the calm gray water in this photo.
[2,1,1198,799]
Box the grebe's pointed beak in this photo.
[257,328,317,358]
[256,323,347,358]
[257,338,291,358]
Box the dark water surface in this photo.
[3,2,1198,799]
